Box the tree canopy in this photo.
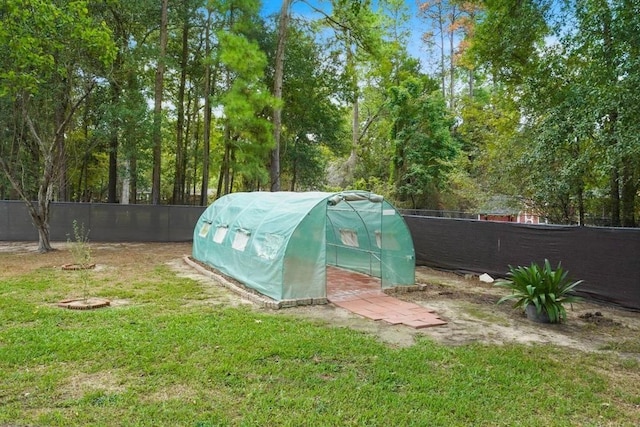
[2,0,639,250]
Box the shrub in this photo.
[495,259,583,323]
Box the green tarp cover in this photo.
[192,191,415,302]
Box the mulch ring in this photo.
[57,298,111,310]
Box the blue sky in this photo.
[260,1,430,72]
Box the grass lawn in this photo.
[0,243,638,426]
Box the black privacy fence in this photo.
[1,201,638,310]
[404,216,640,311]
[0,201,205,242]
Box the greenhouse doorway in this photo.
[324,192,414,292]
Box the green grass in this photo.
[600,340,640,354]
[1,260,639,426]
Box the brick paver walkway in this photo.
[326,266,447,329]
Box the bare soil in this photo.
[2,242,639,356]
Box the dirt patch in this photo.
[0,241,193,279]
[2,242,639,356]
[61,370,127,400]
[405,268,640,354]
[172,251,640,355]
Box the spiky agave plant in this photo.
[495,259,583,323]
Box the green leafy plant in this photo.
[495,259,583,323]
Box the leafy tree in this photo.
[91,0,158,204]
[151,0,169,205]
[272,22,349,190]
[463,0,640,226]
[466,0,549,86]
[570,0,640,226]
[310,0,387,185]
[0,0,116,251]
[389,77,458,208]
[347,0,420,195]
[453,87,521,210]
[269,0,292,191]
[418,0,469,108]
[214,0,275,196]
[171,0,198,204]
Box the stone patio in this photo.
[326,266,447,329]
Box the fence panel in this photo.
[0,201,205,243]
[1,201,638,310]
[404,216,640,311]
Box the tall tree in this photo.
[464,0,640,226]
[353,0,417,193]
[389,77,458,208]
[466,0,548,86]
[266,21,349,190]
[573,0,639,226]
[172,1,193,204]
[213,0,275,196]
[269,0,292,192]
[308,0,385,185]
[201,6,213,205]
[0,0,115,251]
[151,0,169,205]
[92,0,157,205]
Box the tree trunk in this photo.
[191,93,200,204]
[220,131,232,196]
[130,156,138,204]
[30,115,56,252]
[55,74,70,202]
[229,147,236,193]
[439,4,446,100]
[107,80,119,203]
[270,0,292,192]
[344,42,358,180]
[290,138,297,191]
[577,186,585,226]
[200,8,212,206]
[610,168,620,226]
[151,0,169,205]
[601,8,621,227]
[121,159,130,205]
[621,157,636,227]
[449,5,456,110]
[80,102,90,202]
[36,223,52,252]
[216,144,226,199]
[173,6,190,205]
[183,88,193,201]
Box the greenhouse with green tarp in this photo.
[192,191,415,302]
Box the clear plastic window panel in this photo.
[255,233,284,260]
[339,229,359,247]
[213,226,228,244]
[231,229,250,251]
[199,222,211,238]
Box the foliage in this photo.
[464,0,640,226]
[454,88,522,208]
[0,0,116,251]
[214,2,276,195]
[388,76,457,208]
[466,0,549,85]
[265,20,349,190]
[495,259,583,324]
[1,0,639,230]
